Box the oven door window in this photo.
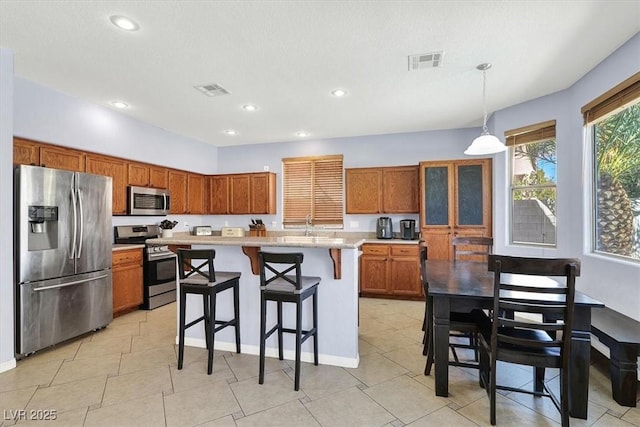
[146,257,176,285]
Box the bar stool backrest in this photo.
[177,249,216,283]
[258,252,304,290]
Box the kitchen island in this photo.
[147,233,367,368]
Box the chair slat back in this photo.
[488,255,579,363]
[419,245,428,295]
[177,249,216,282]
[258,251,304,290]
[452,236,493,261]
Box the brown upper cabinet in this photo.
[127,162,150,187]
[212,172,276,215]
[149,166,168,189]
[186,173,205,214]
[13,138,278,216]
[85,154,127,215]
[249,173,276,214]
[14,138,85,172]
[127,162,169,190]
[346,165,419,214]
[419,159,492,260]
[208,175,230,214]
[168,169,188,214]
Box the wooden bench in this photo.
[590,306,640,407]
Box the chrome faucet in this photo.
[305,214,313,236]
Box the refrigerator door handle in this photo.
[77,188,84,258]
[32,274,110,292]
[70,174,77,260]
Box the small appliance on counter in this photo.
[399,219,417,240]
[221,227,246,237]
[193,226,213,236]
[376,217,393,239]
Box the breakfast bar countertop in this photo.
[146,231,422,249]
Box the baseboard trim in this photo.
[0,357,17,373]
[178,336,360,368]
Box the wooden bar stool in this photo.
[177,249,241,375]
[258,251,320,391]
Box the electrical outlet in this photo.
[224,221,229,226]
[263,165,269,171]
[184,222,189,230]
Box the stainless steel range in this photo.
[114,225,177,309]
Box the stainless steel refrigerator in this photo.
[14,165,113,357]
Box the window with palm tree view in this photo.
[507,120,557,246]
[592,100,640,261]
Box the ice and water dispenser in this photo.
[28,205,58,250]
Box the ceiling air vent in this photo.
[408,51,444,71]
[194,83,231,97]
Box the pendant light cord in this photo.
[481,69,489,134]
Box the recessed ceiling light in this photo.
[242,104,258,111]
[296,131,309,138]
[111,101,129,109]
[224,129,237,136]
[109,15,140,31]
[331,89,347,97]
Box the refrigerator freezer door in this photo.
[15,166,76,283]
[16,270,113,356]
[75,172,112,274]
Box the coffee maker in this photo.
[399,219,417,240]
[376,217,393,239]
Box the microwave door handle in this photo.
[69,174,77,260]
[163,193,167,212]
[77,188,84,258]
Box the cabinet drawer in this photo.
[362,245,390,256]
[390,245,419,257]
[112,249,143,266]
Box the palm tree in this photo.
[594,103,640,257]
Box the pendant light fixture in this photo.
[464,63,506,155]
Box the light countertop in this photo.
[112,244,145,251]
[146,231,422,249]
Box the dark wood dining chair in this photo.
[478,255,580,427]
[421,246,489,374]
[452,236,493,261]
[448,236,494,363]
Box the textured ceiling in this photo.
[1,1,638,147]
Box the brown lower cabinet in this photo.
[359,243,422,299]
[112,248,143,317]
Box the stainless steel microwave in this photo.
[127,186,171,216]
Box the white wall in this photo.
[0,49,16,372]
[491,33,640,320]
[14,78,219,174]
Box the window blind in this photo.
[504,120,556,146]
[581,71,640,124]
[282,155,343,226]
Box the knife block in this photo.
[249,225,267,237]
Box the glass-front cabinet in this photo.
[419,159,492,260]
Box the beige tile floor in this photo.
[1,298,638,427]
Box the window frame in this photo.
[582,72,640,262]
[505,120,557,247]
[282,154,344,229]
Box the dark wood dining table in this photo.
[426,259,604,419]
